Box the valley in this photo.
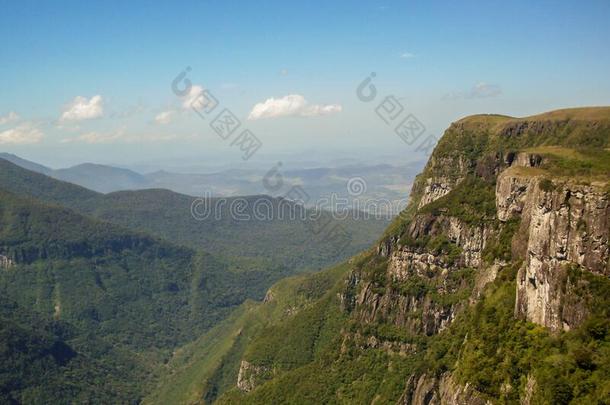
[0,158,390,402]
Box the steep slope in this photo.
[0,188,250,347]
[145,260,352,405]
[0,158,388,401]
[0,189,258,401]
[161,107,610,404]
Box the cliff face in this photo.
[346,212,490,337]
[415,153,471,209]
[340,109,610,403]
[497,168,610,331]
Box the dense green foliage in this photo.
[200,260,610,404]
[0,158,387,288]
[0,295,144,403]
[419,176,497,225]
[0,158,387,403]
[481,218,520,264]
[145,262,351,405]
[440,265,610,403]
[0,189,265,401]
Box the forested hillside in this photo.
[0,189,254,402]
[0,159,387,279]
[0,157,387,402]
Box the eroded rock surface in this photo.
[497,169,609,331]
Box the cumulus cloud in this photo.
[181,85,205,110]
[0,111,20,125]
[60,95,104,122]
[0,123,43,144]
[400,52,415,59]
[155,110,176,125]
[248,94,342,120]
[444,82,502,100]
[179,85,220,112]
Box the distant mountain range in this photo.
[0,153,422,209]
[0,153,149,193]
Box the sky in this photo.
[1,0,609,169]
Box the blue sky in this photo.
[1,0,609,168]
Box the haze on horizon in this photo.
[1,0,610,169]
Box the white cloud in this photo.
[180,85,219,112]
[155,110,176,125]
[60,95,104,122]
[443,82,502,100]
[182,85,205,110]
[0,111,20,125]
[248,94,342,120]
[0,123,43,144]
[400,52,415,59]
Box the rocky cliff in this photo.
[497,168,610,331]
[340,108,610,403]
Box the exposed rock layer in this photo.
[497,169,610,331]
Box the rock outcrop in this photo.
[236,360,269,393]
[497,168,609,331]
[0,254,14,269]
[414,149,473,210]
[398,373,491,405]
[346,204,492,336]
